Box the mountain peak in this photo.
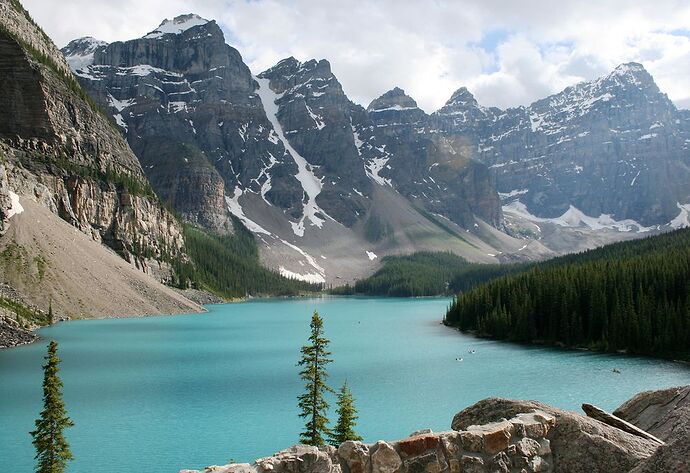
[61,37,108,72]
[605,62,654,86]
[367,87,419,112]
[143,14,210,39]
[445,87,478,107]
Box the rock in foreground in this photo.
[182,386,690,473]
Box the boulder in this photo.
[614,385,690,442]
[452,398,658,473]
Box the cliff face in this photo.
[63,16,305,232]
[354,87,502,228]
[0,0,184,271]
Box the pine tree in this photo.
[329,381,363,446]
[31,341,74,473]
[297,311,333,446]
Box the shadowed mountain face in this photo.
[61,16,503,237]
[434,63,690,226]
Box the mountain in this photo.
[438,64,690,227]
[0,0,201,317]
[63,15,542,284]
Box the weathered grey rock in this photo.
[370,441,401,473]
[338,441,370,473]
[614,385,690,443]
[629,432,690,473]
[452,398,657,473]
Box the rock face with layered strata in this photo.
[0,0,184,270]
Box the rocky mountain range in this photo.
[441,64,690,227]
[57,13,690,283]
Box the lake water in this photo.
[1,297,689,472]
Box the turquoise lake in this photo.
[2,297,690,472]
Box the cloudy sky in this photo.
[23,0,690,112]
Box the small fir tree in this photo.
[31,340,74,473]
[297,311,333,446]
[329,381,363,446]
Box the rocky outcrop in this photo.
[0,315,37,348]
[184,386,690,473]
[451,398,658,473]
[182,410,557,473]
[614,386,690,473]
[614,385,690,442]
[0,0,185,271]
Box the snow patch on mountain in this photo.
[62,37,107,72]
[144,14,209,39]
[6,191,24,219]
[255,77,327,236]
[225,189,272,235]
[670,203,690,229]
[107,94,135,112]
[278,239,326,283]
[503,200,653,233]
[279,267,325,284]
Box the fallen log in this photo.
[582,403,665,445]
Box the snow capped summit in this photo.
[143,14,210,39]
[62,36,107,72]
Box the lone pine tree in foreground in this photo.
[31,340,74,473]
[297,311,333,446]
[329,381,363,446]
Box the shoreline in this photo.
[443,321,690,366]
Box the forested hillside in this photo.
[174,219,321,298]
[445,229,690,360]
[332,252,526,297]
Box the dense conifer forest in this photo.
[445,228,690,360]
[331,252,526,297]
[173,218,321,298]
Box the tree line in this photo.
[172,219,322,297]
[445,228,690,360]
[332,251,527,297]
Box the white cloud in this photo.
[21,0,690,112]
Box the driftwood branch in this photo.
[581,403,665,445]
